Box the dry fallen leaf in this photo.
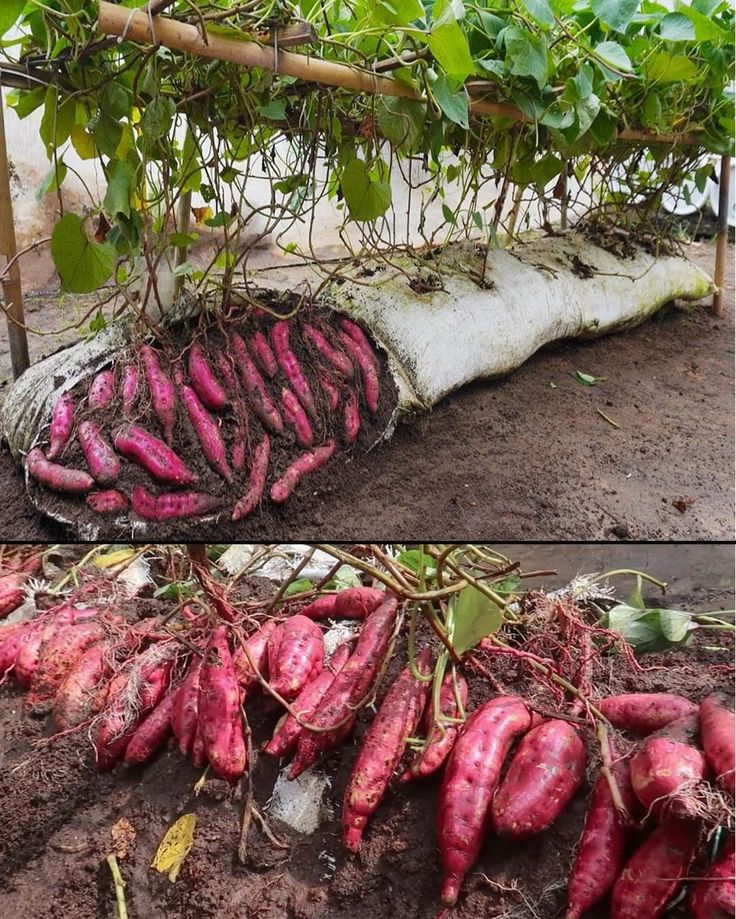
[111,817,137,859]
[151,814,196,882]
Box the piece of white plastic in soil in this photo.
[217,545,360,586]
[267,767,333,835]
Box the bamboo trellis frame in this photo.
[0,1,732,379]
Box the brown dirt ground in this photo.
[0,543,733,919]
[0,240,733,542]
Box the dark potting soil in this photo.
[21,302,397,540]
[0,547,733,919]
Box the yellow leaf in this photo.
[192,206,213,225]
[151,814,196,883]
[93,549,135,569]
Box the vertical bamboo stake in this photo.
[174,189,192,297]
[559,163,569,231]
[0,85,30,378]
[713,154,731,316]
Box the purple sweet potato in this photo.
[124,690,176,765]
[113,424,198,486]
[86,489,129,514]
[131,485,219,521]
[699,693,735,798]
[491,719,587,839]
[438,696,533,905]
[610,817,699,919]
[231,435,270,521]
[343,648,432,852]
[689,837,735,919]
[78,420,121,485]
[52,642,111,731]
[271,321,316,416]
[303,323,354,378]
[264,641,352,759]
[338,331,379,413]
[171,658,202,755]
[0,572,27,620]
[401,672,469,781]
[281,387,314,448]
[343,391,360,443]
[565,738,638,919]
[269,441,335,503]
[334,588,385,619]
[231,332,283,434]
[188,341,228,411]
[26,619,105,712]
[198,625,246,782]
[339,318,379,370]
[121,364,139,415]
[290,595,399,779]
[267,615,324,700]
[600,693,698,735]
[140,344,177,444]
[179,380,233,482]
[232,620,276,689]
[47,391,74,459]
[249,331,278,378]
[26,447,94,494]
[87,369,115,410]
[320,375,340,411]
[629,715,708,817]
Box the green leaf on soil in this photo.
[450,585,504,654]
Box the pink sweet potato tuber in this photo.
[401,672,469,781]
[124,690,176,765]
[179,381,233,482]
[131,485,219,521]
[232,620,276,689]
[140,344,177,444]
[281,387,314,448]
[343,648,432,852]
[600,692,698,734]
[438,696,533,905]
[87,369,115,410]
[231,435,271,521]
[565,737,638,919]
[699,693,735,798]
[303,323,354,378]
[188,341,228,411]
[0,572,28,619]
[270,441,335,504]
[320,375,340,411]
[629,714,708,817]
[343,391,360,443]
[78,420,121,485]
[231,332,283,435]
[249,331,278,378]
[27,447,94,494]
[268,615,324,700]
[121,364,139,415]
[47,391,75,460]
[689,837,735,919]
[113,424,198,486]
[52,642,111,731]
[340,318,379,370]
[171,658,202,755]
[198,626,246,782]
[290,595,399,779]
[299,594,338,620]
[491,718,587,839]
[86,489,129,514]
[264,642,352,759]
[610,817,699,919]
[271,321,316,416]
[334,588,385,620]
[26,619,105,712]
[337,331,380,413]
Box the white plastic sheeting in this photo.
[325,234,714,411]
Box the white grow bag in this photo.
[1,232,714,477]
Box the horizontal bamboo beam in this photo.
[99,1,704,147]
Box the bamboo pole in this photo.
[712,154,731,316]
[559,162,569,230]
[0,85,30,379]
[99,2,703,145]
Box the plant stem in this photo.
[106,854,128,919]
